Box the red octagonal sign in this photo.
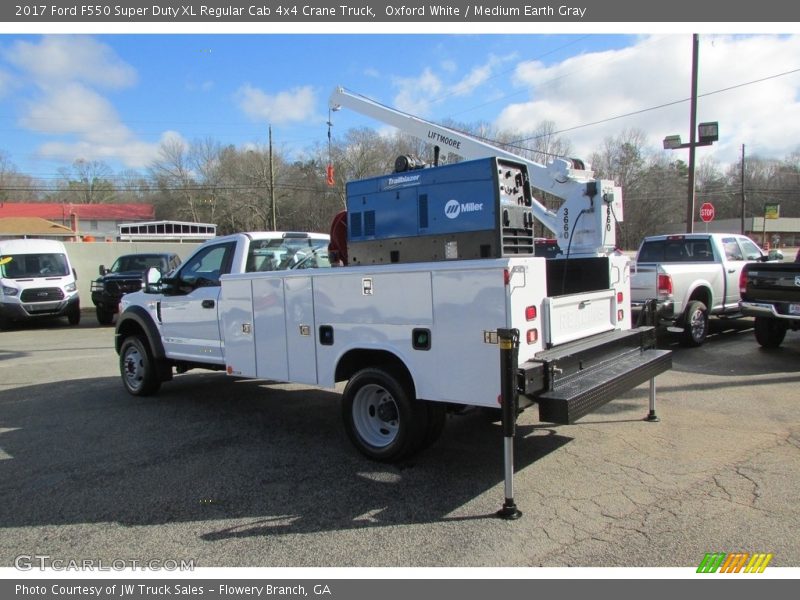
[700,202,715,223]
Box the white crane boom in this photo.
[329,86,624,256]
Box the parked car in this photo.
[91,252,182,325]
[0,238,80,329]
[630,233,769,346]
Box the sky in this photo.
[1,32,800,181]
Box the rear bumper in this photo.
[631,299,675,326]
[740,301,800,322]
[518,327,672,425]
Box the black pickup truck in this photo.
[739,249,800,348]
[91,252,181,325]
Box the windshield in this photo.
[0,253,70,278]
[245,238,329,272]
[110,255,169,273]
[637,239,715,263]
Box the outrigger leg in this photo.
[497,328,522,520]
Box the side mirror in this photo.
[143,267,163,293]
[98,265,107,276]
[768,249,784,261]
[72,268,78,281]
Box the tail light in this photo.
[525,306,537,320]
[657,273,673,299]
[526,329,539,344]
[617,291,624,303]
[739,269,748,295]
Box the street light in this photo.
[662,121,719,150]
[663,120,719,233]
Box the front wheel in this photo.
[680,300,708,347]
[754,317,787,348]
[67,302,81,326]
[96,307,114,326]
[341,367,428,462]
[119,335,161,396]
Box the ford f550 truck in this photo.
[114,157,671,517]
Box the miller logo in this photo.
[444,199,483,220]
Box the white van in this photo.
[0,239,80,329]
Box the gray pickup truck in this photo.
[739,249,800,348]
[631,233,769,346]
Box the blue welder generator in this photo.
[346,156,535,265]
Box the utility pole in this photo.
[685,34,700,234]
[269,125,276,231]
[740,144,746,235]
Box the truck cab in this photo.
[117,231,330,368]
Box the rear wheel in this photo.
[680,300,708,347]
[342,367,428,462]
[119,335,161,396]
[754,317,787,348]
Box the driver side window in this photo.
[179,242,235,287]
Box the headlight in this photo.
[91,281,104,292]
[2,286,19,296]
[65,282,77,293]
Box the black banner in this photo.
[2,579,797,600]
[3,0,800,23]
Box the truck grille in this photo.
[107,280,143,295]
[20,287,65,302]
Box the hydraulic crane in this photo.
[329,86,624,258]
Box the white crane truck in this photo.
[114,91,671,517]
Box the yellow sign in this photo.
[764,203,780,220]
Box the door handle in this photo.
[727,269,736,273]
[201,299,215,309]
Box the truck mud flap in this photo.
[519,327,672,425]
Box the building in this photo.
[687,217,800,248]
[117,220,217,242]
[0,203,155,241]
[0,217,78,240]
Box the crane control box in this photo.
[346,157,535,265]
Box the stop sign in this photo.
[700,202,715,223]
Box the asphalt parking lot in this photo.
[1,316,798,568]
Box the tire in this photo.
[96,307,114,326]
[420,401,447,451]
[754,317,787,349]
[341,367,428,462]
[67,302,81,326]
[119,335,161,396]
[680,300,708,347]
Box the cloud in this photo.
[392,68,445,115]
[391,54,516,116]
[38,130,183,170]
[4,35,136,90]
[235,84,316,125]
[1,35,171,170]
[495,34,800,165]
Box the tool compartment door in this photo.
[220,278,256,377]
[284,275,318,385]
